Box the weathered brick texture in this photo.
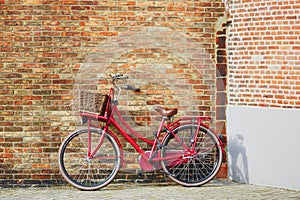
[227,0,300,108]
[0,0,226,187]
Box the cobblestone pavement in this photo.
[0,180,299,200]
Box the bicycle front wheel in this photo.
[161,124,222,187]
[58,129,121,190]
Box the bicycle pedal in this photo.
[159,170,174,177]
[137,171,144,177]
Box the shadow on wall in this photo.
[228,134,249,183]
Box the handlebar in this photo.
[111,73,140,101]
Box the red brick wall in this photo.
[227,0,300,108]
[0,0,226,186]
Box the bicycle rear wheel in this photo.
[161,124,222,187]
[58,129,121,190]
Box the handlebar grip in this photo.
[122,85,140,92]
[111,73,128,79]
[120,75,129,79]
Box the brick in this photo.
[32,175,51,179]
[216,121,226,135]
[216,107,226,120]
[216,36,226,48]
[228,0,299,109]
[216,64,227,76]
[216,164,227,178]
[216,92,227,105]
[0,0,229,187]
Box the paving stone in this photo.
[0,180,299,200]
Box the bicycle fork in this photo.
[86,118,108,159]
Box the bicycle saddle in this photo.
[154,106,178,117]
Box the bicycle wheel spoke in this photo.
[74,162,88,183]
[192,160,204,181]
[172,160,187,177]
[194,157,211,177]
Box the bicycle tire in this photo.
[58,129,121,190]
[161,124,222,187]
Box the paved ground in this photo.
[0,180,299,200]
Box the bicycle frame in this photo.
[79,87,216,169]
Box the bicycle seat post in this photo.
[167,116,173,123]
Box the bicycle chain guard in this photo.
[138,151,185,171]
[138,151,158,171]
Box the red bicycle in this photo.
[58,73,224,191]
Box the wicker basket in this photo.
[80,91,109,116]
